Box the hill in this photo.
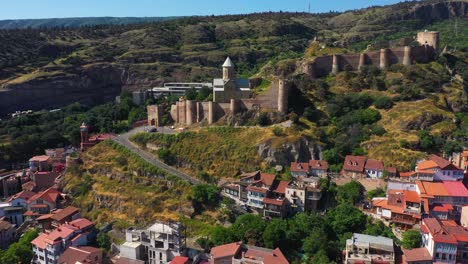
[0,17,176,29]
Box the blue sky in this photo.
[0,0,404,20]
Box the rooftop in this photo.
[290,162,309,173]
[58,246,102,264]
[402,247,432,262]
[222,57,234,67]
[309,160,328,170]
[211,241,242,259]
[365,159,385,171]
[29,155,50,162]
[51,206,80,222]
[348,233,394,250]
[343,155,367,172]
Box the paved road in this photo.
[112,126,201,185]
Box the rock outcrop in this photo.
[257,137,323,167]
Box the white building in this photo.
[150,82,213,97]
[120,221,186,264]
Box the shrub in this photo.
[256,113,271,127]
[374,96,394,109]
[272,127,284,136]
[402,229,422,249]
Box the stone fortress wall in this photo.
[303,31,439,78]
[148,31,438,127]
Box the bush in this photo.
[401,229,421,249]
[192,184,220,207]
[157,148,176,165]
[374,96,394,109]
[256,113,271,126]
[272,127,284,136]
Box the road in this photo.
[112,126,201,185]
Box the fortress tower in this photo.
[278,79,289,114]
[223,57,235,80]
[417,31,440,50]
[80,123,89,152]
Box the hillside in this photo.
[0,17,176,29]
[0,0,466,115]
[62,140,193,226]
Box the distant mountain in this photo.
[0,17,178,29]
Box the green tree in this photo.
[232,214,266,245]
[336,181,365,205]
[128,107,146,125]
[327,203,366,237]
[262,219,288,249]
[311,249,334,264]
[374,96,394,109]
[0,229,38,264]
[302,228,329,255]
[191,184,220,207]
[256,113,271,127]
[401,229,421,249]
[209,226,236,246]
[97,232,111,252]
[185,88,198,100]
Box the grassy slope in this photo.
[63,140,192,226]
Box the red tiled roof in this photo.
[403,190,420,203]
[31,233,49,250]
[8,190,36,202]
[28,187,61,204]
[260,173,276,186]
[290,162,309,173]
[417,160,438,170]
[211,241,242,259]
[431,203,454,213]
[443,181,468,197]
[399,172,416,177]
[273,181,290,194]
[309,160,328,170]
[69,218,93,230]
[170,256,189,264]
[0,220,13,231]
[29,155,50,162]
[51,206,80,222]
[343,155,366,172]
[403,247,432,262]
[416,181,449,196]
[429,154,452,168]
[264,248,289,264]
[89,133,116,142]
[45,226,76,244]
[385,167,397,174]
[262,198,285,206]
[58,246,102,264]
[365,159,384,171]
[30,204,49,209]
[423,218,458,244]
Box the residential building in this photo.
[290,162,309,177]
[285,177,322,213]
[8,190,36,207]
[29,156,52,172]
[32,171,60,191]
[31,218,96,264]
[462,206,468,227]
[50,206,81,228]
[150,82,213,97]
[58,246,103,264]
[245,173,275,209]
[341,155,367,179]
[372,190,421,229]
[421,217,468,263]
[416,154,464,181]
[0,220,15,249]
[120,221,186,264]
[402,247,432,264]
[450,150,468,173]
[3,206,25,226]
[26,187,63,218]
[209,241,289,264]
[365,159,385,179]
[344,233,395,264]
[80,123,116,152]
[309,160,328,177]
[416,180,468,216]
[170,256,189,264]
[391,171,434,182]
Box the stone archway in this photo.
[150,119,156,126]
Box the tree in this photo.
[157,148,176,165]
[327,203,366,237]
[336,181,365,205]
[262,219,288,249]
[97,232,111,252]
[374,96,394,109]
[191,184,219,207]
[0,229,38,264]
[209,226,236,246]
[256,113,271,127]
[185,87,198,100]
[302,228,329,255]
[232,214,266,245]
[311,249,334,264]
[128,107,146,125]
[401,229,421,249]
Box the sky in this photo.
[0,0,405,20]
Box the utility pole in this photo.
[308,2,311,13]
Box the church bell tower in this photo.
[222,57,235,80]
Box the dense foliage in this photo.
[0,229,38,264]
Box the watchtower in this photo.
[417,31,440,50]
[80,122,89,144]
[222,57,235,80]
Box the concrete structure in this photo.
[147,105,162,127]
[286,177,322,213]
[150,83,213,97]
[403,46,412,66]
[462,206,468,227]
[332,54,340,74]
[372,190,421,229]
[31,218,96,264]
[344,233,395,264]
[417,31,440,50]
[277,79,289,114]
[120,221,186,264]
[209,241,289,264]
[380,48,389,69]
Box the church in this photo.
[213,57,251,103]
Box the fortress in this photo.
[303,31,439,78]
[148,31,439,127]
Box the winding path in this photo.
[112,126,201,185]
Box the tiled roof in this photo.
[31,233,49,250]
[69,218,93,230]
[309,160,328,170]
[416,181,449,196]
[51,206,80,222]
[403,247,432,262]
[0,220,13,231]
[262,198,285,206]
[343,155,367,172]
[45,226,76,244]
[58,246,102,264]
[246,186,268,193]
[211,241,242,259]
[423,218,458,244]
[417,160,438,170]
[385,167,397,173]
[429,154,452,168]
[28,187,61,204]
[8,190,36,202]
[272,180,290,194]
[240,171,260,179]
[403,190,420,203]
[443,181,468,197]
[290,162,309,173]
[365,159,384,171]
[260,173,276,186]
[170,256,189,264]
[431,203,454,213]
[399,172,416,177]
[264,248,289,264]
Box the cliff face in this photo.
[0,64,123,115]
[257,137,323,167]
[408,1,468,22]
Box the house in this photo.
[31,218,96,264]
[309,160,328,177]
[26,187,62,218]
[2,206,25,226]
[290,162,309,177]
[421,217,468,263]
[0,220,15,249]
[450,150,468,173]
[344,233,395,264]
[372,190,421,229]
[58,246,103,264]
[120,221,186,264]
[263,180,289,218]
[32,171,60,191]
[402,247,432,264]
[365,159,385,179]
[245,173,276,209]
[285,177,322,213]
[50,206,81,228]
[8,190,36,207]
[342,155,367,179]
[170,256,189,264]
[209,241,289,264]
[392,171,434,182]
[416,154,464,181]
[29,156,52,172]
[416,180,468,218]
